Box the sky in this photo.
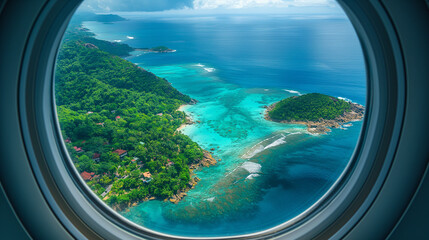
[78,0,340,13]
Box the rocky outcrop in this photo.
[167,151,216,204]
[202,151,217,167]
[189,98,198,105]
[168,177,201,204]
[189,150,217,170]
[169,190,188,204]
[111,200,135,212]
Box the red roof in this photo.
[93,153,101,159]
[166,159,174,166]
[73,146,82,152]
[115,116,121,119]
[113,149,127,155]
[80,171,94,181]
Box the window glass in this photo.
[55,0,365,237]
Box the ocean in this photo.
[82,11,366,237]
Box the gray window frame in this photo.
[2,0,427,239]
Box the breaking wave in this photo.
[283,89,302,95]
[337,96,353,102]
[264,137,287,149]
[246,173,260,180]
[241,162,262,174]
[204,67,215,72]
[194,63,215,72]
[242,134,290,159]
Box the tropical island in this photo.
[69,14,175,57]
[72,12,127,23]
[265,93,365,134]
[135,46,177,53]
[56,23,217,210]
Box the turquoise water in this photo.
[119,64,362,236]
[82,13,365,237]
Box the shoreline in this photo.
[168,150,217,204]
[169,102,217,204]
[113,102,216,211]
[178,104,187,111]
[176,124,188,132]
[176,104,195,133]
[113,151,217,211]
[264,101,365,134]
[134,48,176,53]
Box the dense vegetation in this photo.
[71,12,127,23]
[151,46,172,52]
[62,26,134,57]
[91,14,127,23]
[56,25,204,207]
[268,93,351,122]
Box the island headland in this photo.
[135,46,177,53]
[265,93,365,134]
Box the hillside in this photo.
[55,27,214,210]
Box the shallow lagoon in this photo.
[119,64,362,236]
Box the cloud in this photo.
[193,0,336,9]
[78,0,194,12]
[290,0,335,7]
[193,0,286,9]
[77,0,337,12]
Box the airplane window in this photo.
[54,0,366,238]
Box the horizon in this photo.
[76,0,345,17]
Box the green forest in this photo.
[61,26,134,57]
[268,93,351,122]
[56,25,204,207]
[150,46,173,52]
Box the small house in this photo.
[113,149,127,158]
[166,159,174,167]
[80,171,94,181]
[92,153,101,162]
[73,146,83,152]
[142,172,152,179]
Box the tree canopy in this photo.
[55,25,202,207]
[268,93,351,122]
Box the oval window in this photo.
[55,0,366,237]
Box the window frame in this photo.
[11,0,409,239]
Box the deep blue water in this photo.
[82,11,366,237]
